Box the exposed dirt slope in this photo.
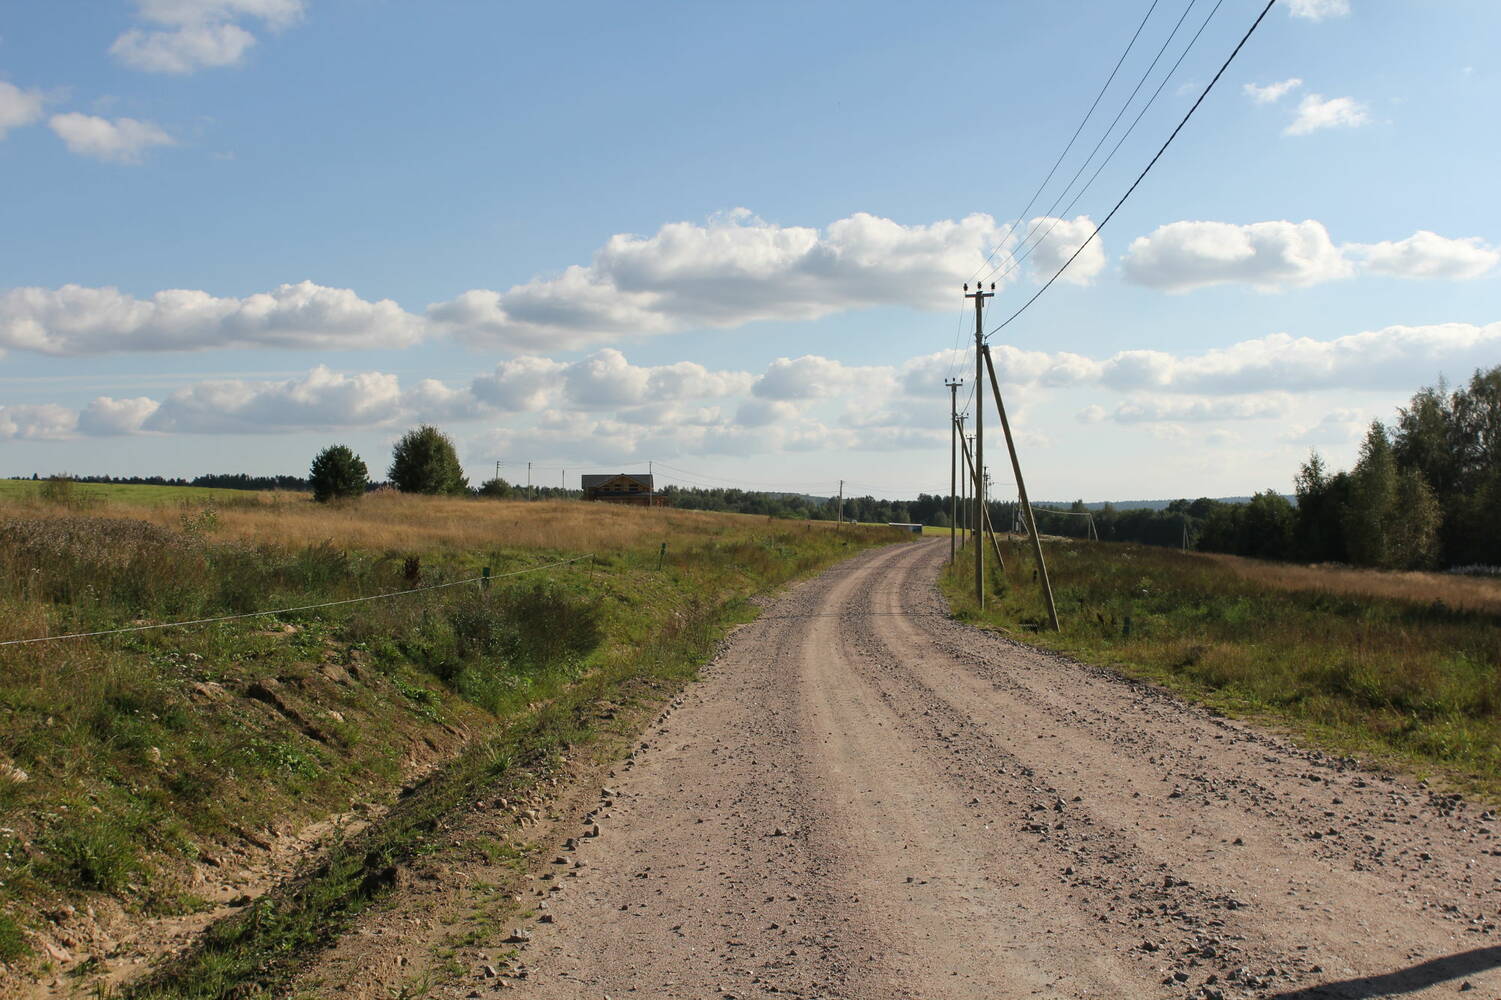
[408,540,1499,999]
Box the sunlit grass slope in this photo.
[0,486,901,987]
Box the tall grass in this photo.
[943,538,1501,798]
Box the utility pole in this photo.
[837,479,844,528]
[945,379,962,563]
[649,460,654,508]
[967,434,977,546]
[981,342,1060,631]
[495,460,501,483]
[527,461,532,501]
[956,414,967,549]
[965,282,993,608]
[958,433,1005,572]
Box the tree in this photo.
[1388,468,1442,570]
[478,477,512,499]
[1294,451,1349,563]
[388,425,469,496]
[1344,422,1399,568]
[308,444,368,503]
[1242,490,1295,560]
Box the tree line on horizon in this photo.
[1033,366,1499,571]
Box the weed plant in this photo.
[943,538,1501,798]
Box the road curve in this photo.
[479,539,1500,999]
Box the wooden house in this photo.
[581,473,666,506]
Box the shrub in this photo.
[388,426,468,496]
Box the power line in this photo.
[981,0,1201,287]
[987,0,1277,338]
[995,0,1227,285]
[967,0,1163,284]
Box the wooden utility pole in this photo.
[944,379,962,563]
[958,433,1005,572]
[965,283,993,607]
[527,461,533,500]
[837,479,844,528]
[956,414,967,548]
[966,283,990,603]
[981,343,1060,631]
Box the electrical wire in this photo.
[967,0,1163,284]
[994,0,1226,286]
[987,0,1278,338]
[980,0,1200,287]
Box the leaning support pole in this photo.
[981,344,1060,631]
[958,432,1004,572]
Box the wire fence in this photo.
[0,553,595,648]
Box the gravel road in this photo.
[469,539,1501,999]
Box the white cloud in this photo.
[1100,323,1501,394]
[0,281,424,355]
[1123,220,1497,292]
[1281,408,1367,445]
[0,81,45,139]
[1122,219,1353,292]
[752,355,895,401]
[1022,215,1105,285]
[48,113,174,164]
[1243,78,1302,104]
[470,356,567,412]
[427,209,1015,351]
[1109,393,1293,423]
[0,404,77,440]
[112,0,303,73]
[1287,0,1350,20]
[145,365,403,433]
[78,396,161,435]
[1285,94,1369,135]
[1349,231,1499,281]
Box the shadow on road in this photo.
[1267,947,1501,998]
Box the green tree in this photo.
[1344,422,1399,568]
[1388,467,1442,570]
[1293,451,1350,562]
[388,425,469,496]
[308,444,368,503]
[478,477,512,499]
[1243,490,1295,560]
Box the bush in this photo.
[388,426,468,496]
[309,444,369,503]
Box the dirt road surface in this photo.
[442,540,1499,999]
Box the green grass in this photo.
[941,537,1501,801]
[0,501,902,993]
[0,478,273,506]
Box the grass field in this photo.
[0,478,268,506]
[941,536,1501,801]
[0,485,903,991]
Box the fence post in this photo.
[657,542,667,570]
[481,566,491,592]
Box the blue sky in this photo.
[2,0,1498,501]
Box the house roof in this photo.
[581,473,654,490]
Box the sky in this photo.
[1,0,1498,502]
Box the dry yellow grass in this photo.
[1199,551,1501,615]
[0,491,850,555]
